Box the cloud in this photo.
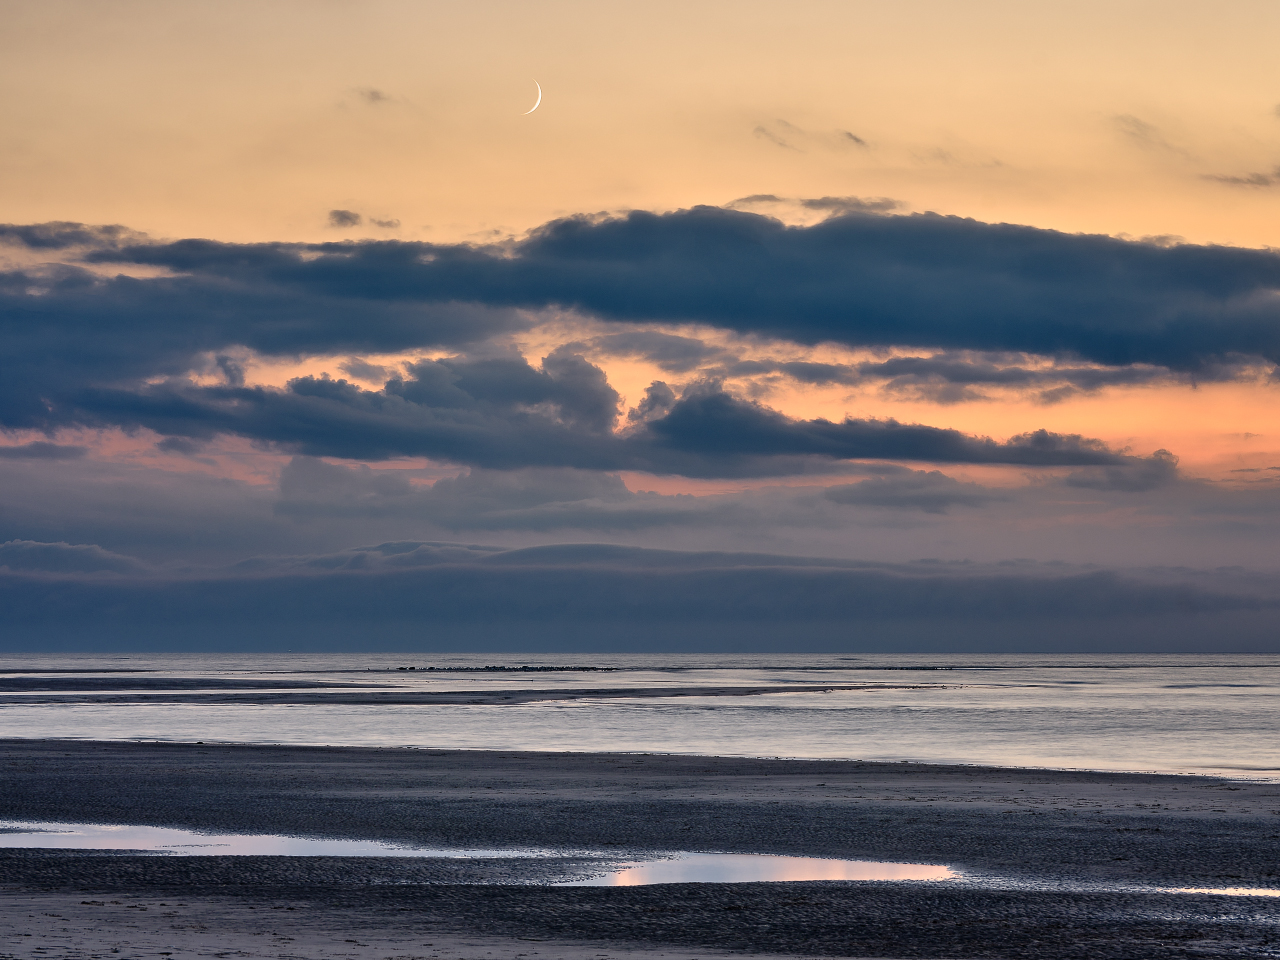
[720,351,1217,403]
[339,357,393,383]
[627,381,677,424]
[1113,115,1188,156]
[589,330,722,372]
[100,204,1280,371]
[273,458,753,532]
[3,207,1280,476]
[0,222,144,251]
[355,87,390,104]
[155,436,205,456]
[1,542,1275,651]
[824,470,1004,514]
[1204,166,1280,188]
[727,195,900,216]
[643,384,1124,473]
[0,253,529,429]
[328,209,362,228]
[0,441,86,460]
[752,121,871,153]
[1065,448,1180,493]
[7,205,1277,376]
[55,362,1130,476]
[753,124,800,150]
[3,438,1280,577]
[0,538,148,575]
[847,353,1221,404]
[371,218,401,229]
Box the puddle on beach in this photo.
[0,821,551,858]
[1174,886,1280,898]
[5,821,1280,895]
[563,853,956,885]
[0,820,952,884]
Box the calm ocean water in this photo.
[1,653,1277,779]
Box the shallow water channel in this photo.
[6,820,1280,896]
[0,820,953,884]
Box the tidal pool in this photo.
[1173,886,1280,898]
[0,820,553,858]
[564,853,957,885]
[0,820,955,885]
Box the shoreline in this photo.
[3,740,1279,958]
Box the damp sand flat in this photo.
[0,682,935,705]
[2,740,1279,958]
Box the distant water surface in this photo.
[0,653,1277,779]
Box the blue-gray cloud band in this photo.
[86,206,1280,370]
[7,205,1274,474]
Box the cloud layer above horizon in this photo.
[3,204,1280,651]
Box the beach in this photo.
[2,740,1279,958]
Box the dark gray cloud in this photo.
[857,354,1152,401]
[339,357,394,382]
[643,383,1126,473]
[61,205,1280,372]
[56,361,1133,476]
[328,209,362,228]
[1,540,1275,651]
[3,207,1279,476]
[5,205,1277,392]
[0,222,143,250]
[0,256,527,429]
[721,352,1215,403]
[627,381,677,424]
[727,194,900,215]
[587,330,722,372]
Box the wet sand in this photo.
[0,683,933,705]
[2,740,1279,958]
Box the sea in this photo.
[1,653,1278,780]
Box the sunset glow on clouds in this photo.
[2,1,1280,650]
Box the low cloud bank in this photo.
[0,540,1275,653]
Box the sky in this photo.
[2,0,1280,651]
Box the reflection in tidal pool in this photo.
[564,853,957,885]
[0,821,551,858]
[0,821,956,885]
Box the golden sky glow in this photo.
[3,1,1279,246]
[3,0,1280,588]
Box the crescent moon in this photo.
[522,81,542,115]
